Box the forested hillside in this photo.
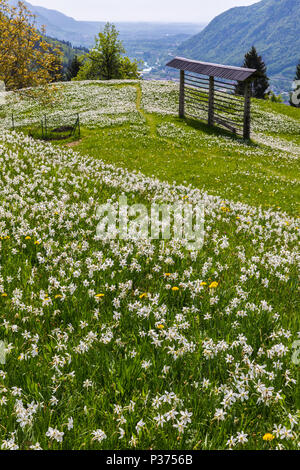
[178,0,300,92]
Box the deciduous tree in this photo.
[76,23,140,81]
[0,0,62,91]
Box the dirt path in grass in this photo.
[133,83,182,150]
[253,133,300,160]
[134,83,157,137]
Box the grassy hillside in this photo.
[178,0,300,93]
[4,80,300,215]
[0,80,299,450]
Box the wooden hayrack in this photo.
[166,57,257,139]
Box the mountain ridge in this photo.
[177,0,300,91]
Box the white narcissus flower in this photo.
[46,427,64,443]
[92,429,107,443]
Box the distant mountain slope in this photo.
[9,0,104,44]
[178,0,300,89]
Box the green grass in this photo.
[19,80,296,216]
[0,80,299,450]
[65,87,300,216]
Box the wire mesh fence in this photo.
[11,112,81,141]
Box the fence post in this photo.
[208,76,214,126]
[179,70,185,118]
[243,81,251,140]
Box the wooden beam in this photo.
[243,81,251,140]
[214,116,237,133]
[179,70,185,118]
[208,76,214,126]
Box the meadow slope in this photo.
[0,80,299,450]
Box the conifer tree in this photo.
[235,46,269,99]
[295,61,300,81]
[66,55,81,81]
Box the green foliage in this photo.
[266,91,284,103]
[46,36,88,81]
[65,55,81,81]
[76,23,140,81]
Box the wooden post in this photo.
[243,81,251,140]
[179,70,185,118]
[208,76,214,126]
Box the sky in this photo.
[28,0,260,23]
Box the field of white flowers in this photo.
[0,80,299,450]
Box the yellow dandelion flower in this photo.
[209,282,219,289]
[263,433,275,441]
[1,293,8,297]
[34,241,41,245]
[172,287,179,291]
[139,293,148,299]
[95,294,105,298]
[55,295,62,299]
[164,273,171,277]
[157,324,165,329]
[200,282,207,286]
[25,236,31,240]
